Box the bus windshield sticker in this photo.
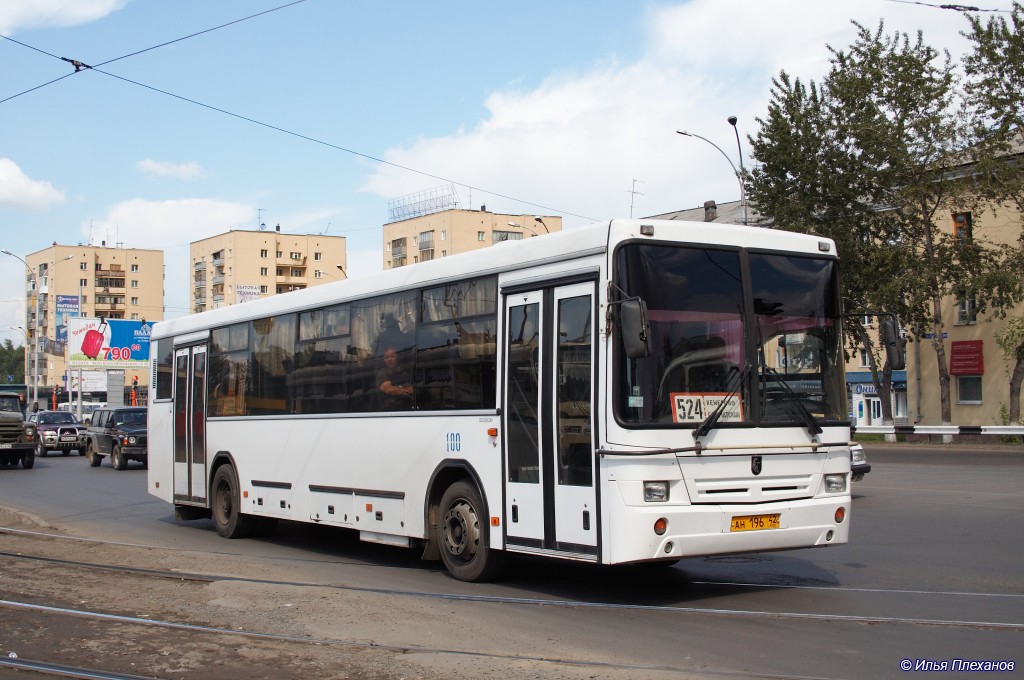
[671,393,743,424]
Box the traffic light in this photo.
[132,375,139,388]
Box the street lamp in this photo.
[507,221,539,237]
[533,216,551,233]
[2,249,39,409]
[727,116,747,225]
[676,126,747,225]
[319,264,348,281]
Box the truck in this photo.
[0,392,37,469]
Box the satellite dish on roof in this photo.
[259,222,266,231]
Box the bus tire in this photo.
[86,442,102,467]
[211,464,256,539]
[438,480,504,582]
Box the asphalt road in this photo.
[2,443,1021,678]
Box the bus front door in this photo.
[503,282,597,558]
[173,345,208,505]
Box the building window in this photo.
[261,249,268,258]
[290,251,302,260]
[131,280,139,289]
[859,348,870,367]
[953,212,973,243]
[441,230,447,241]
[260,285,268,294]
[131,297,139,305]
[79,278,87,287]
[79,262,87,270]
[260,267,268,276]
[291,268,303,277]
[276,267,284,276]
[957,376,982,404]
[314,252,322,261]
[314,270,322,279]
[276,250,283,258]
[131,264,139,272]
[492,230,523,243]
[956,295,977,325]
[131,313,140,320]
[441,250,447,257]
[477,231,485,241]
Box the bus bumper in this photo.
[606,495,850,564]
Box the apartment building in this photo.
[382,209,562,269]
[22,243,164,395]
[190,228,347,314]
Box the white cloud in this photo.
[360,0,982,226]
[83,198,254,320]
[0,158,66,211]
[137,159,207,181]
[0,0,126,34]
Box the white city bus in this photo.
[148,218,859,581]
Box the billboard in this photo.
[236,284,262,304]
[55,295,80,349]
[68,318,152,369]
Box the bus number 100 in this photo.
[446,432,461,453]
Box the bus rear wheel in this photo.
[211,464,256,539]
[438,480,504,582]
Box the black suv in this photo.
[85,407,148,470]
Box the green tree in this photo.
[749,21,1020,428]
[964,2,1024,421]
[0,339,25,384]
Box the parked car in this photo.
[0,391,36,469]
[851,443,871,482]
[85,406,148,470]
[29,410,87,457]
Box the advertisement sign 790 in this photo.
[68,318,152,369]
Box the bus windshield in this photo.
[614,243,847,428]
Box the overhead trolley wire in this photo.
[1,1,597,223]
[0,0,308,104]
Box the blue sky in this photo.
[0,0,1004,343]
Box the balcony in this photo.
[194,261,207,271]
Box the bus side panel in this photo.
[201,413,503,544]
[147,400,175,503]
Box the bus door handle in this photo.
[512,504,519,523]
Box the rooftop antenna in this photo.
[324,222,331,236]
[257,208,265,230]
[628,179,645,218]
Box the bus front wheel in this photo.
[211,464,256,539]
[438,480,504,582]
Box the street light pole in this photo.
[2,249,39,409]
[727,116,747,225]
[676,128,748,226]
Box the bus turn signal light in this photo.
[487,428,498,437]
[835,507,846,523]
[653,518,668,535]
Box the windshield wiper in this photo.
[763,367,823,435]
[693,363,750,441]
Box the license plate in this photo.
[0,443,11,449]
[60,436,78,442]
[730,513,780,532]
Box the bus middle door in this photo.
[503,282,598,558]
[173,344,209,505]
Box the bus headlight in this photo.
[643,481,669,502]
[824,474,847,493]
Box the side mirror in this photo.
[619,298,650,359]
[880,319,906,371]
